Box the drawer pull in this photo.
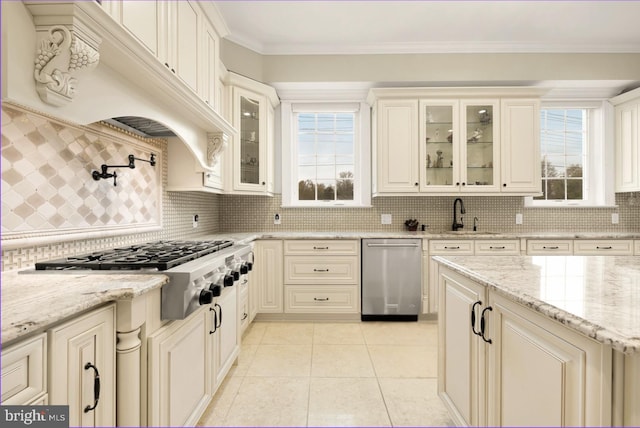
[313,246,329,250]
[489,246,505,250]
[596,246,613,250]
[241,313,248,321]
[313,268,329,272]
[313,297,330,302]
[84,363,101,413]
[444,246,460,250]
[543,246,559,250]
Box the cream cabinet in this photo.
[238,272,250,335]
[635,240,640,255]
[167,136,224,193]
[210,285,240,388]
[373,99,420,193]
[104,1,163,57]
[148,306,211,427]
[611,88,640,193]
[500,99,541,193]
[368,88,544,196]
[573,239,634,255]
[255,240,284,313]
[438,266,611,427]
[420,99,501,193]
[226,73,279,195]
[526,239,574,255]
[202,17,219,111]
[1,333,47,405]
[48,304,115,427]
[284,240,360,314]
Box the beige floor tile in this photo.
[311,345,375,378]
[230,344,258,377]
[221,377,310,427]
[196,375,243,426]
[308,377,391,427]
[246,344,312,377]
[378,378,453,427]
[368,345,437,378]
[313,323,365,344]
[361,321,438,346]
[261,322,314,345]
[241,322,267,345]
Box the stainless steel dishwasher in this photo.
[361,238,422,321]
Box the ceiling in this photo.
[213,1,640,55]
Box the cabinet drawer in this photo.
[284,256,358,284]
[635,240,640,255]
[284,240,359,255]
[475,240,521,255]
[429,240,474,254]
[1,333,47,405]
[284,286,359,313]
[526,240,573,255]
[573,240,633,255]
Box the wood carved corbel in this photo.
[207,132,229,168]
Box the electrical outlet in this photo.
[193,214,199,228]
[381,214,392,225]
[274,213,281,225]
[612,213,619,224]
[515,213,523,225]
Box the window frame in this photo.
[525,100,616,208]
[281,101,371,208]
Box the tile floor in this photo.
[197,321,453,427]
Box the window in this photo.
[526,101,615,208]
[281,101,371,207]
[536,109,587,202]
[296,112,355,202]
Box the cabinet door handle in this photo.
[543,246,559,250]
[313,246,329,250]
[489,246,505,250]
[83,363,101,413]
[596,246,613,250]
[444,246,460,250]
[314,297,329,302]
[480,306,493,344]
[209,306,218,334]
[241,312,248,320]
[215,303,222,328]
[313,268,329,272]
[470,301,482,336]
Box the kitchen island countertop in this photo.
[1,270,167,344]
[433,255,640,354]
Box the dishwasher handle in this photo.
[366,243,420,248]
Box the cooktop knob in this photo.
[240,263,249,275]
[209,284,222,297]
[246,262,253,271]
[223,274,234,287]
[199,289,213,305]
[231,270,240,281]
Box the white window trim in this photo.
[525,100,617,208]
[281,100,371,208]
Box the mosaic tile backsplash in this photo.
[2,105,638,272]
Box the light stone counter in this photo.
[432,255,640,354]
[1,271,167,344]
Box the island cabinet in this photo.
[1,333,47,406]
[368,88,545,196]
[48,304,116,427]
[438,266,611,427]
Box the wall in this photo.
[219,193,640,233]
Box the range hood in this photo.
[104,117,176,138]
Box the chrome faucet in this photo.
[473,216,479,231]
[452,198,466,231]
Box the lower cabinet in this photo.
[438,266,611,427]
[254,240,284,313]
[148,306,211,427]
[48,304,116,427]
[1,333,47,405]
[211,285,240,388]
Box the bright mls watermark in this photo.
[1,406,69,428]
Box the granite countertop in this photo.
[1,271,168,344]
[432,255,640,354]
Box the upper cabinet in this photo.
[611,87,640,193]
[368,88,545,196]
[226,73,280,195]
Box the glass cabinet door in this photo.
[420,100,459,191]
[462,101,499,191]
[239,95,261,185]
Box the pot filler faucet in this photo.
[452,198,466,231]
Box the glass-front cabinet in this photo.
[420,99,500,192]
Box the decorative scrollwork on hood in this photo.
[206,132,229,168]
[33,25,100,107]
